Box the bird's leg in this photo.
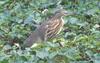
[52,34,64,47]
[58,42,64,47]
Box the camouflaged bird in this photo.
[23,9,72,47]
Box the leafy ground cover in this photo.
[0,0,100,63]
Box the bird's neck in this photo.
[51,14,63,20]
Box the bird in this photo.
[23,9,73,47]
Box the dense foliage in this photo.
[0,0,100,63]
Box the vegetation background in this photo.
[0,0,100,63]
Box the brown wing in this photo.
[46,19,64,39]
[37,18,64,41]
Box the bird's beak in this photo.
[64,11,75,16]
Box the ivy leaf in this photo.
[36,49,49,59]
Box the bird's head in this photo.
[55,9,73,17]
